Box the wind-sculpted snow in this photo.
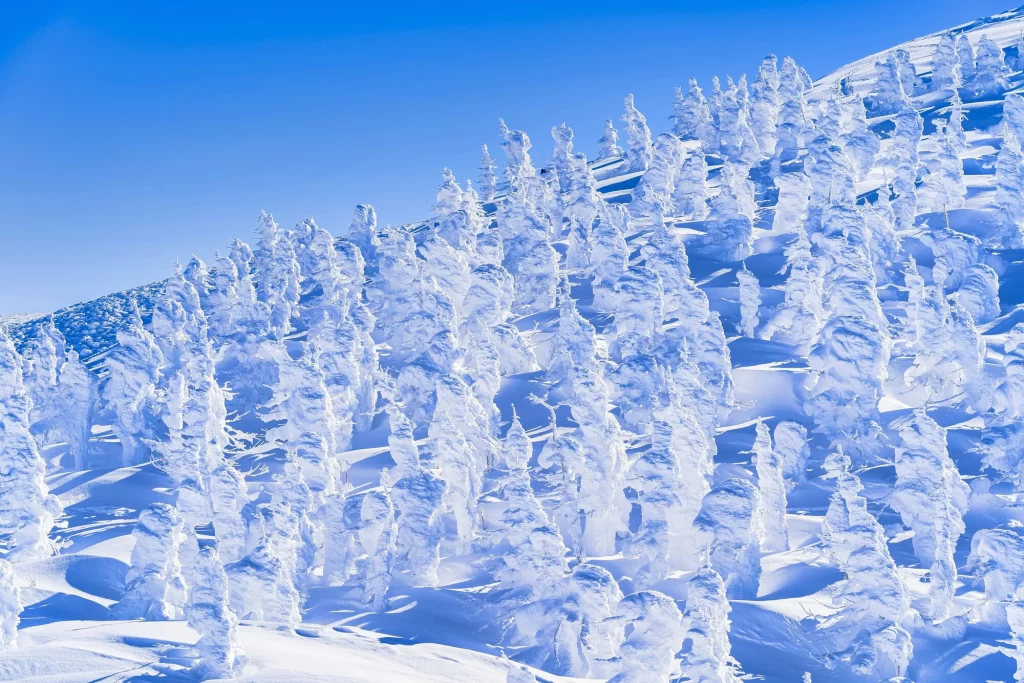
[16,7,1024,682]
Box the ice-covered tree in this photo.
[0,329,63,561]
[972,34,1011,97]
[608,591,683,683]
[56,349,96,470]
[20,317,62,443]
[890,409,968,621]
[752,420,789,553]
[254,211,301,340]
[821,449,912,678]
[621,94,653,172]
[772,171,810,233]
[225,543,301,626]
[678,562,740,683]
[995,94,1024,247]
[774,420,809,490]
[931,32,961,91]
[389,422,447,587]
[957,34,976,84]
[736,263,761,337]
[749,54,780,154]
[968,528,1024,625]
[347,203,380,263]
[0,561,19,651]
[774,56,809,166]
[103,301,163,467]
[871,52,911,114]
[995,322,1024,419]
[716,75,761,165]
[842,97,880,180]
[956,262,1000,325]
[186,546,246,679]
[629,133,683,220]
[114,503,188,620]
[673,78,715,148]
[429,406,481,554]
[693,478,763,599]
[702,162,754,261]
[918,121,966,214]
[597,119,623,159]
[760,230,823,353]
[672,146,710,220]
[553,563,624,678]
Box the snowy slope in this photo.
[9,5,1024,683]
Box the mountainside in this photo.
[5,6,1024,683]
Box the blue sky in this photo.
[0,0,1014,314]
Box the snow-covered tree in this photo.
[956,262,1000,325]
[554,563,624,678]
[114,503,188,620]
[774,56,810,166]
[774,421,809,490]
[871,52,911,114]
[890,409,969,621]
[969,528,1024,626]
[931,32,962,91]
[702,162,754,261]
[996,94,1024,247]
[918,121,966,214]
[429,406,481,554]
[254,211,300,340]
[678,562,740,683]
[736,263,761,337]
[972,34,1011,97]
[225,543,301,626]
[749,54,780,154]
[0,561,19,651]
[621,94,654,172]
[608,591,683,683]
[821,449,912,678]
[673,78,715,148]
[390,422,447,587]
[347,203,380,263]
[103,301,163,466]
[478,144,497,202]
[20,317,62,443]
[186,546,246,679]
[772,171,810,233]
[760,230,823,353]
[0,329,63,561]
[842,97,880,180]
[693,478,763,599]
[957,34,976,84]
[56,349,96,470]
[753,420,789,553]
[672,146,710,220]
[629,133,683,220]
[598,119,623,159]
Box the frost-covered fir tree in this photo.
[957,34,976,85]
[956,262,1000,325]
[597,119,623,159]
[968,528,1024,625]
[114,503,188,620]
[753,420,789,553]
[972,34,1011,97]
[678,562,740,683]
[347,203,380,263]
[673,78,715,148]
[931,32,962,91]
[749,54,780,154]
[702,162,754,261]
[672,146,710,220]
[225,543,301,626]
[774,420,809,490]
[552,563,624,678]
[57,349,96,470]
[20,317,62,443]
[103,301,163,466]
[736,263,761,337]
[693,478,764,599]
[842,97,880,181]
[629,134,683,220]
[918,121,966,214]
[995,94,1024,247]
[429,406,481,554]
[254,211,300,340]
[0,329,63,561]
[772,171,810,233]
[477,144,498,202]
[890,410,969,621]
[821,450,912,678]
[621,94,654,172]
[186,546,246,679]
[760,230,823,353]
[0,561,19,651]
[774,56,810,166]
[608,591,683,683]
[871,52,911,114]
[209,464,250,565]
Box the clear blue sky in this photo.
[0,0,1015,314]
